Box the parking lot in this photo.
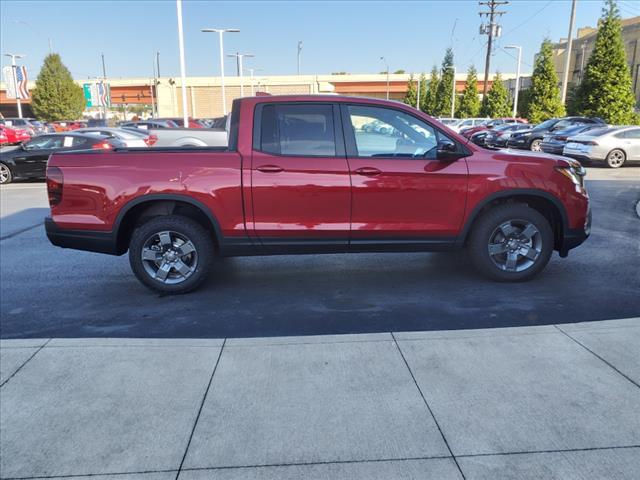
[1,167,639,340]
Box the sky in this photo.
[1,0,639,81]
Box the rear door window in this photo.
[259,104,337,156]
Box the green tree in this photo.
[31,53,85,121]
[403,74,417,108]
[575,0,635,123]
[456,65,481,118]
[527,39,565,123]
[480,72,512,117]
[393,69,406,74]
[516,88,532,119]
[422,66,439,114]
[417,73,428,112]
[434,48,455,116]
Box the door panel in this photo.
[342,104,468,241]
[250,103,351,245]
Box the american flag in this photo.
[15,66,29,100]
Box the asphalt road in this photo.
[1,168,639,339]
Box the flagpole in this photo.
[4,53,24,118]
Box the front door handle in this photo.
[354,167,382,176]
[256,165,284,173]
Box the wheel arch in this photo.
[114,194,222,254]
[458,189,569,251]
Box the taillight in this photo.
[46,166,64,206]
[144,134,158,146]
[92,141,113,150]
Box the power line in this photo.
[501,0,553,38]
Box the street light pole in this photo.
[561,0,577,104]
[505,45,522,117]
[175,0,189,127]
[4,53,25,118]
[245,68,262,95]
[227,52,254,97]
[297,41,303,75]
[380,56,389,100]
[202,28,239,116]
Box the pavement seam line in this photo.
[390,332,467,480]
[554,325,640,390]
[175,338,227,480]
[0,222,43,241]
[5,446,640,479]
[0,338,51,388]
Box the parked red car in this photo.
[45,95,590,293]
[460,117,528,139]
[0,124,31,145]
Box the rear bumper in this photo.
[45,217,120,255]
[540,143,564,155]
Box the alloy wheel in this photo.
[530,140,542,152]
[0,164,10,184]
[141,230,198,284]
[607,150,625,168]
[487,220,542,272]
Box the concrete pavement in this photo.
[1,318,639,479]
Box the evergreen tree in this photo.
[480,72,512,117]
[31,54,85,121]
[456,65,481,118]
[417,73,428,112]
[422,67,439,114]
[403,74,417,108]
[527,39,565,123]
[576,0,635,124]
[434,48,455,116]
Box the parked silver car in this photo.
[74,127,150,148]
[563,126,640,168]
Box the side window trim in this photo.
[252,101,346,158]
[339,103,467,159]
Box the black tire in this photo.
[530,139,542,152]
[0,163,12,185]
[129,215,214,294]
[605,149,626,168]
[468,203,554,282]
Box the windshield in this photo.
[534,119,558,130]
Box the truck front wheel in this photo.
[129,215,214,294]
[468,204,553,282]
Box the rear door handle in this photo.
[256,165,284,173]
[354,167,382,176]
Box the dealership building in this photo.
[1,72,516,119]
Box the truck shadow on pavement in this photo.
[0,180,639,339]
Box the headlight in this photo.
[556,161,586,188]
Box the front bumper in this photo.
[506,137,530,149]
[540,143,564,155]
[45,217,120,255]
[560,205,591,256]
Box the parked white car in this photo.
[448,117,489,133]
[563,126,640,168]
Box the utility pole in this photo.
[479,0,508,96]
[297,41,303,75]
[560,0,577,104]
[4,53,25,118]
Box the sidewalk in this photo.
[1,318,639,479]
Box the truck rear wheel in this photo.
[129,215,214,294]
[468,204,553,282]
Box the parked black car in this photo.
[539,124,606,155]
[470,130,490,147]
[507,116,605,152]
[0,133,125,184]
[484,124,534,149]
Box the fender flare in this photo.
[456,189,569,248]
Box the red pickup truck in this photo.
[45,95,590,293]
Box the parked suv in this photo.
[508,117,605,151]
[45,95,590,293]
